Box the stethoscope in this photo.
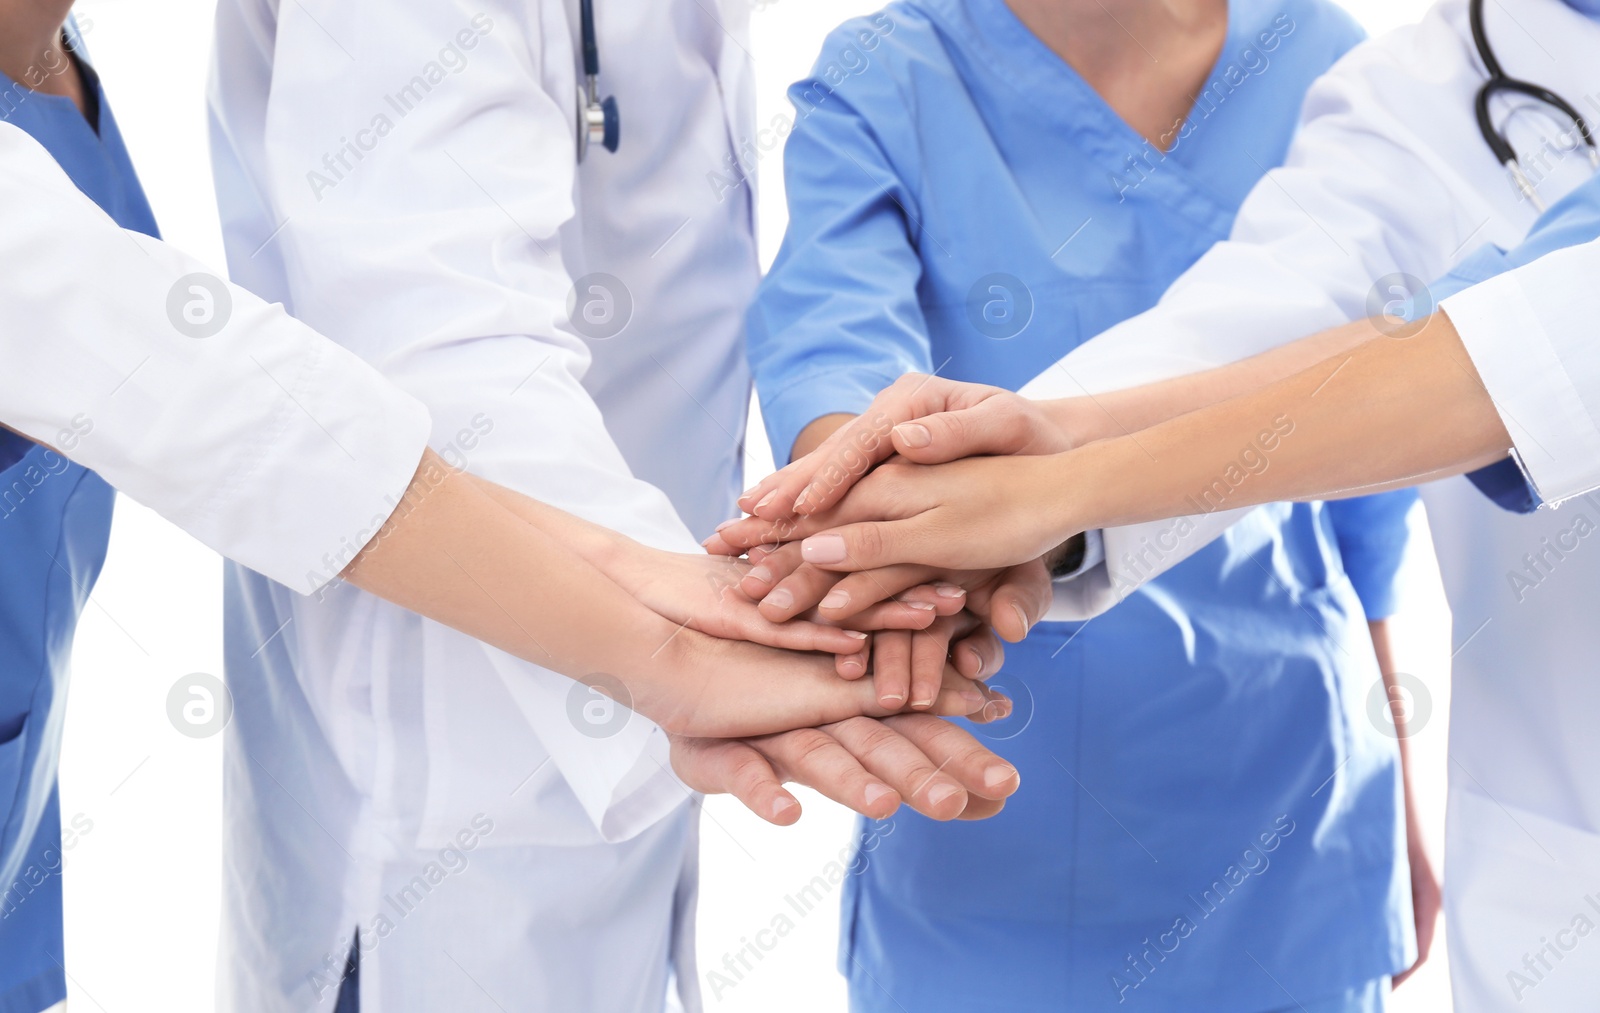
[1470,0,1597,209]
[577,0,619,162]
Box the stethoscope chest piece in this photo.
[576,0,619,163]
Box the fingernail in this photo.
[715,518,740,532]
[894,422,931,448]
[764,588,795,610]
[793,484,816,512]
[984,764,1018,789]
[934,583,965,598]
[864,782,895,807]
[911,696,934,709]
[928,783,961,807]
[820,588,850,610]
[908,601,936,611]
[962,645,986,678]
[1010,602,1032,638]
[755,490,779,513]
[843,629,869,640]
[880,692,905,706]
[802,534,847,564]
[960,688,985,709]
[747,565,774,585]
[772,796,799,819]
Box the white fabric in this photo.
[1024,0,1600,618]
[1442,238,1600,504]
[1018,2,1600,1009]
[208,0,757,1009]
[0,121,430,589]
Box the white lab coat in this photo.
[0,121,430,589]
[1022,1,1600,1008]
[208,0,757,1010]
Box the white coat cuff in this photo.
[233,328,435,593]
[1441,256,1600,506]
[1043,510,1250,621]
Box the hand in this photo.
[607,541,970,654]
[857,613,1016,713]
[670,713,1020,824]
[1394,825,1442,987]
[735,539,1052,654]
[736,374,1072,521]
[638,627,1005,739]
[713,455,1074,576]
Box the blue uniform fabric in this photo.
[1432,173,1600,513]
[0,30,156,1013]
[749,1,1412,1009]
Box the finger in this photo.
[745,544,775,565]
[951,624,1003,680]
[845,598,942,631]
[881,713,1020,800]
[670,737,801,825]
[835,649,869,680]
[871,631,913,709]
[688,647,983,739]
[730,613,871,655]
[959,795,1007,820]
[892,581,968,616]
[740,541,804,599]
[758,562,851,623]
[928,665,1008,719]
[793,375,1007,516]
[820,716,970,821]
[965,682,1015,725]
[754,727,902,820]
[909,624,953,711]
[969,559,1052,642]
[815,564,958,621]
[890,399,1039,464]
[799,520,924,573]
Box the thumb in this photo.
[891,401,1036,463]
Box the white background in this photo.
[56,1,1450,1010]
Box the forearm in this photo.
[1056,312,1511,533]
[343,450,683,684]
[1053,319,1384,446]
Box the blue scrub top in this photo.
[0,29,156,1013]
[749,1,1414,1009]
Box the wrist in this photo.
[1036,397,1083,448]
[1027,451,1090,552]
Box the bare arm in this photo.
[338,451,987,739]
[1054,319,1387,445]
[710,311,1510,573]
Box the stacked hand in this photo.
[648,375,1089,825]
[703,372,1080,632]
[464,470,1028,824]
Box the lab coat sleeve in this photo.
[251,1,693,840]
[0,121,431,591]
[1023,39,1480,619]
[1441,235,1600,506]
[747,65,933,463]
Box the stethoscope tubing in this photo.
[1470,0,1598,207]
